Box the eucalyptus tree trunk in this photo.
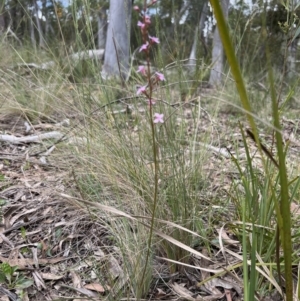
[0,2,5,34]
[42,0,52,41]
[30,14,36,48]
[9,0,19,33]
[0,16,4,35]
[33,0,45,48]
[97,6,107,50]
[287,38,298,79]
[101,0,132,81]
[188,1,209,73]
[209,0,229,86]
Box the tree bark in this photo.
[42,0,50,40]
[33,0,45,48]
[188,1,209,73]
[97,7,107,50]
[101,0,132,81]
[10,0,18,33]
[209,0,229,87]
[287,38,297,79]
[0,1,5,34]
[30,14,36,48]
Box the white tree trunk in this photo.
[0,2,5,34]
[101,0,132,81]
[42,0,54,40]
[97,7,107,50]
[30,15,36,48]
[287,38,297,79]
[209,0,229,87]
[33,0,45,48]
[188,1,209,73]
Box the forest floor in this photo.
[1,85,300,301]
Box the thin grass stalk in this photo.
[242,194,249,301]
[264,28,293,300]
[139,0,160,292]
[297,263,300,300]
[249,232,257,301]
[239,125,256,300]
[226,132,251,299]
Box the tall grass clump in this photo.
[209,1,300,300]
[69,0,219,298]
[69,0,300,299]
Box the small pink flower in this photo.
[139,42,149,52]
[133,5,140,11]
[137,85,147,95]
[148,99,156,105]
[144,15,151,24]
[153,113,164,123]
[137,21,145,29]
[149,36,159,44]
[137,65,147,76]
[155,72,165,81]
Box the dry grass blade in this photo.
[133,215,209,241]
[151,228,213,262]
[60,193,135,220]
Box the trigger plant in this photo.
[134,0,165,289]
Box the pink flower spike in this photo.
[149,36,159,44]
[144,15,151,24]
[137,65,147,76]
[153,113,164,124]
[137,85,147,95]
[137,21,145,29]
[133,5,140,11]
[139,42,149,52]
[155,72,165,81]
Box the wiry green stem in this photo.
[139,0,160,293]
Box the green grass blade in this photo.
[266,42,293,301]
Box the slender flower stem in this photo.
[138,0,160,291]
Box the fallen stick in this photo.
[11,49,104,71]
[0,131,64,144]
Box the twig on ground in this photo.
[0,286,20,301]
[0,131,64,144]
[10,49,104,71]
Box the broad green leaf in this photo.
[15,278,34,289]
